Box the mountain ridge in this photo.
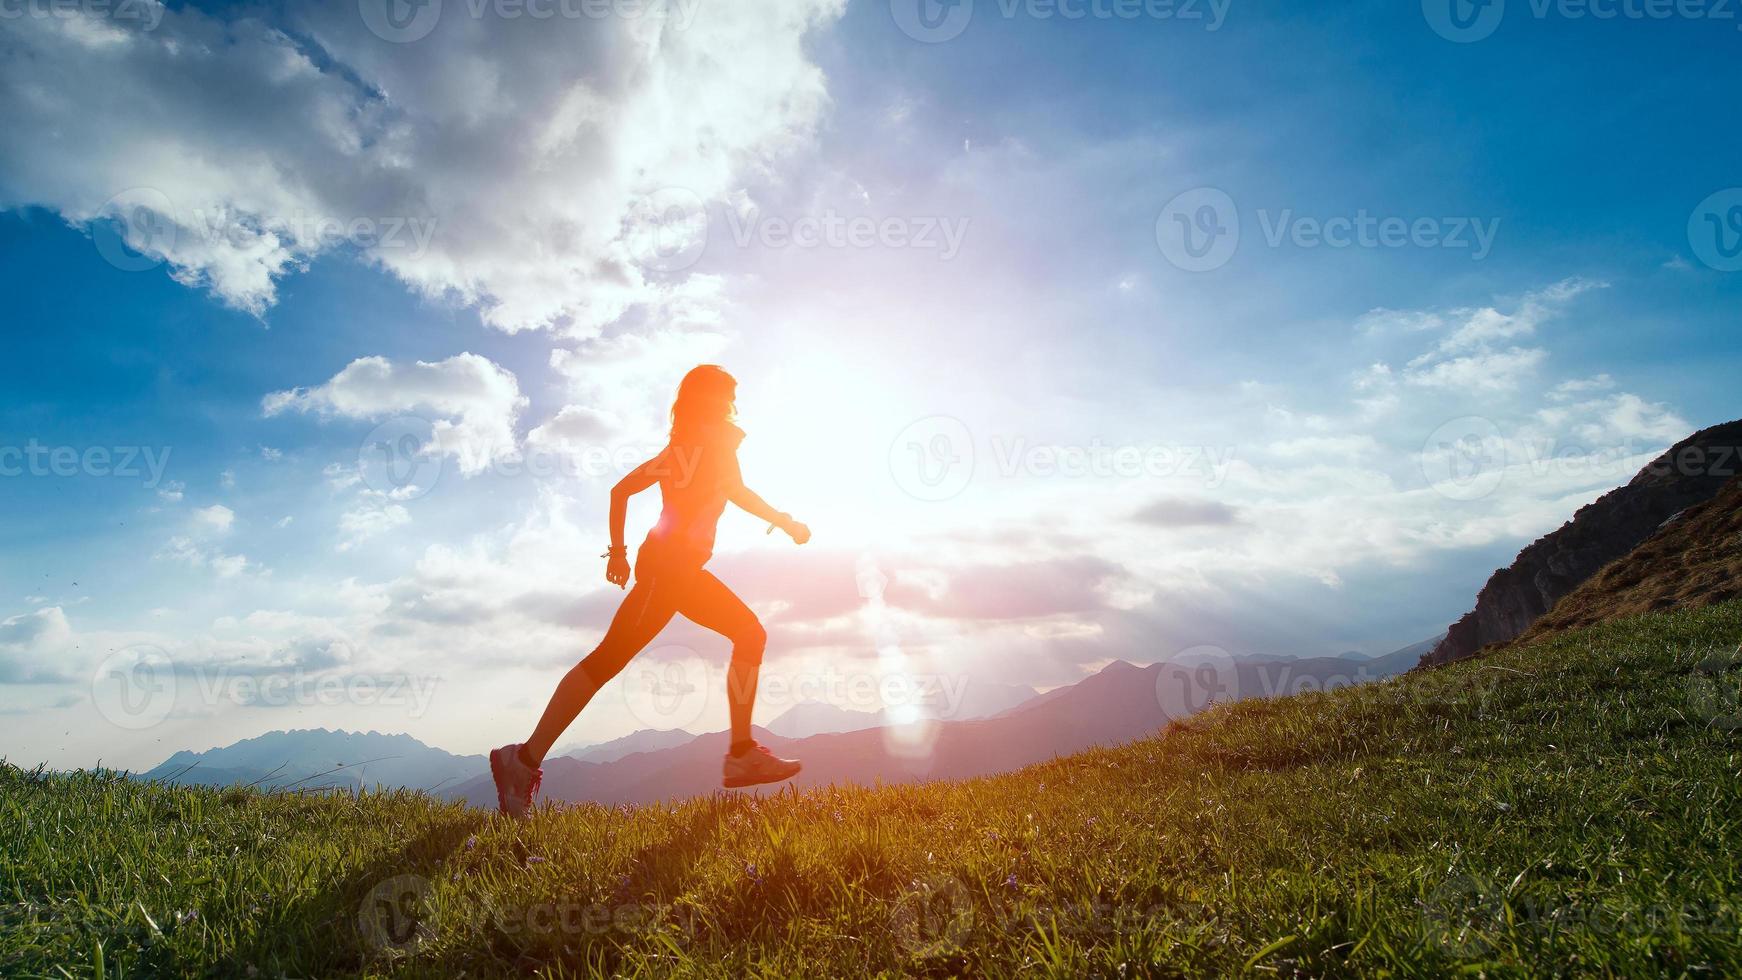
[1420,418,1742,668]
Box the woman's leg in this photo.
[674,570,767,751]
[522,578,678,765]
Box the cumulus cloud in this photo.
[0,0,845,331]
[544,303,733,443]
[263,353,526,474]
[525,405,623,458]
[0,607,76,684]
[193,504,235,534]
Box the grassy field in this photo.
[5,603,1742,978]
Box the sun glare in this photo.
[734,350,912,547]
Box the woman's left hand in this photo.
[783,519,810,545]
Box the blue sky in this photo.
[2,0,1739,769]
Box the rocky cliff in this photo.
[1513,473,1742,643]
[1419,419,1742,669]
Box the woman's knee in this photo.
[732,620,767,663]
[578,644,634,687]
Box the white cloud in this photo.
[1549,374,1616,401]
[263,353,526,475]
[0,0,845,332]
[208,553,252,579]
[1403,346,1547,391]
[338,504,412,552]
[526,404,623,459]
[1435,277,1605,354]
[0,607,75,683]
[160,536,255,578]
[323,462,363,493]
[1396,278,1605,392]
[545,284,734,431]
[193,504,235,534]
[160,505,254,577]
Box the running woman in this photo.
[489,365,809,818]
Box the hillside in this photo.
[1515,474,1742,644]
[1421,418,1742,668]
[6,603,1740,976]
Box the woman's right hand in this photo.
[606,551,632,589]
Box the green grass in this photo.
[6,603,1742,978]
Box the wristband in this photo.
[602,545,627,559]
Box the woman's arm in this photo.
[728,482,785,526]
[605,452,664,586]
[728,465,809,544]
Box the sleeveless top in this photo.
[636,422,744,575]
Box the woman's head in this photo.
[670,364,737,439]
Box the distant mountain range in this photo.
[761,679,1039,739]
[554,727,698,765]
[142,729,483,793]
[440,648,1426,808]
[138,644,1429,805]
[761,701,880,739]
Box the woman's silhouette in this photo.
[490,365,809,817]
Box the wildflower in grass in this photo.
[465,835,478,849]
[527,855,546,866]
[1005,874,1019,888]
